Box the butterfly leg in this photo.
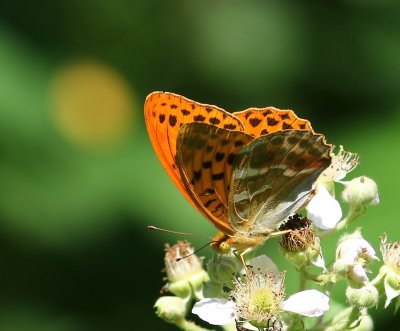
[232,248,253,276]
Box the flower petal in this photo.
[384,276,400,308]
[247,255,280,278]
[348,263,369,284]
[192,298,237,325]
[307,185,342,230]
[311,252,326,270]
[282,289,329,317]
[337,229,377,264]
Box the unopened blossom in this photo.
[380,235,400,308]
[163,241,208,300]
[154,296,187,323]
[333,229,377,285]
[346,284,379,308]
[342,176,379,207]
[204,253,240,298]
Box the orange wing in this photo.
[144,92,244,221]
[176,123,253,235]
[234,107,313,137]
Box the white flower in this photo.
[307,146,359,230]
[192,256,329,327]
[307,185,342,229]
[282,289,329,317]
[334,229,377,284]
[192,298,236,325]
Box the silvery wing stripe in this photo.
[229,130,331,234]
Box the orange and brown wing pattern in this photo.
[234,107,313,137]
[144,92,244,216]
[176,122,253,235]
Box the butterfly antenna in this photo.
[148,225,212,240]
[176,240,218,262]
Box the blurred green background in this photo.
[0,0,399,330]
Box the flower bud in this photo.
[154,296,187,322]
[346,284,379,308]
[334,229,377,285]
[342,176,379,206]
[202,280,227,299]
[206,253,240,286]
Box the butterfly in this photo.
[144,91,332,256]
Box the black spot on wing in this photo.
[267,117,279,126]
[212,172,225,180]
[169,115,177,127]
[282,122,293,130]
[215,152,225,162]
[209,117,221,125]
[194,115,206,122]
[249,118,262,127]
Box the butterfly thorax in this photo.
[211,231,268,254]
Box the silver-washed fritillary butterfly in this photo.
[144,92,332,254]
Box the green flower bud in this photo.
[342,176,379,206]
[386,272,400,291]
[346,284,379,308]
[282,249,308,269]
[202,280,228,299]
[154,296,187,323]
[206,253,240,286]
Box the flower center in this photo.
[251,287,276,314]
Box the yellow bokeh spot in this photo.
[51,61,135,149]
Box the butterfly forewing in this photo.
[234,107,313,137]
[144,92,243,215]
[176,122,253,235]
[229,130,332,234]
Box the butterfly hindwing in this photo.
[229,130,332,234]
[176,122,253,235]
